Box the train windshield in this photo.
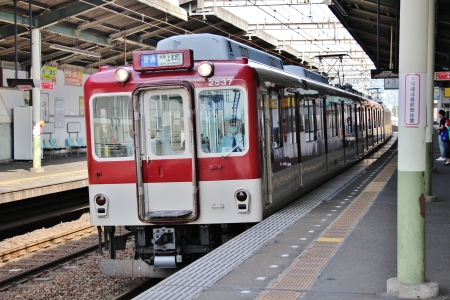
[198,89,246,154]
[91,95,134,159]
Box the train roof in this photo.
[284,65,329,85]
[156,34,284,70]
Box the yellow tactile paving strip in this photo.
[258,157,397,300]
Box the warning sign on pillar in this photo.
[399,73,426,127]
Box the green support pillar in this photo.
[397,171,425,284]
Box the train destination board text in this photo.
[141,53,183,67]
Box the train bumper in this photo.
[99,259,177,278]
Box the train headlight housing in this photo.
[115,67,131,83]
[198,61,214,78]
[95,194,107,206]
[236,190,248,201]
[94,193,109,217]
[235,189,250,213]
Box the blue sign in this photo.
[141,54,158,67]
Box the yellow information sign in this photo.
[41,66,57,82]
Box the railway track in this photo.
[0,226,131,292]
[0,188,89,240]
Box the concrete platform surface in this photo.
[0,155,87,203]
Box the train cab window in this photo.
[198,89,246,154]
[270,92,283,148]
[330,102,338,137]
[92,95,134,159]
[148,94,185,156]
[303,99,316,142]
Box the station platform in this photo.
[0,155,87,204]
[135,134,450,300]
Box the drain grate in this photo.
[133,137,397,300]
[257,158,397,300]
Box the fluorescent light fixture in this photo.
[49,44,102,58]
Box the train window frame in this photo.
[279,91,297,145]
[290,93,297,144]
[303,98,316,142]
[346,105,353,134]
[138,87,193,160]
[330,102,338,137]
[89,92,135,162]
[195,86,248,158]
[269,90,283,149]
[147,92,186,156]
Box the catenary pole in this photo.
[387,0,438,298]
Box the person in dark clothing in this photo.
[436,110,447,161]
[445,119,450,166]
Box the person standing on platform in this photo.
[436,110,447,161]
[445,119,450,166]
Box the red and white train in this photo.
[84,33,392,275]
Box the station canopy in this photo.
[0,0,446,86]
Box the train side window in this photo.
[92,95,134,159]
[198,89,246,154]
[303,99,316,142]
[270,92,283,148]
[290,95,297,144]
[356,106,360,132]
[346,105,352,133]
[330,102,338,137]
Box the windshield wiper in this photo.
[221,141,244,159]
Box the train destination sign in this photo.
[141,53,183,67]
[132,49,194,71]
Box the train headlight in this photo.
[235,189,250,213]
[94,194,109,217]
[198,61,214,77]
[115,67,131,83]
[95,194,107,206]
[236,190,248,201]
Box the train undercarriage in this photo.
[97,224,247,277]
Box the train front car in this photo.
[84,35,264,276]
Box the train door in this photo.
[135,87,199,222]
[261,92,273,206]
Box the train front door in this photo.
[135,86,199,222]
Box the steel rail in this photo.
[0,226,132,291]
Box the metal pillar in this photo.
[387,0,438,298]
[425,0,436,201]
[30,28,43,172]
